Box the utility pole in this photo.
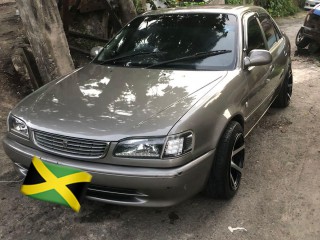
[15,0,74,83]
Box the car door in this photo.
[243,13,273,133]
[258,14,288,99]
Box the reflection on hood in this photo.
[13,64,226,140]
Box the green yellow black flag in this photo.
[21,156,92,212]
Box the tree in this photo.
[118,0,137,25]
[15,0,74,83]
[253,0,298,17]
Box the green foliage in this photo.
[136,0,299,17]
[165,0,178,7]
[253,0,299,17]
[225,0,253,4]
[167,0,206,7]
[179,1,206,7]
[295,0,306,8]
[226,0,299,17]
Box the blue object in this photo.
[313,4,320,16]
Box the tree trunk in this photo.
[15,0,74,83]
[118,0,137,25]
[141,0,147,12]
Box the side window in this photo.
[247,18,266,54]
[259,16,281,49]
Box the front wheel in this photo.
[205,121,245,199]
[296,27,311,48]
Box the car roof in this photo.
[142,5,268,17]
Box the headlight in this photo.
[114,131,193,159]
[114,138,165,158]
[163,132,193,158]
[8,114,29,138]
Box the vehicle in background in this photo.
[304,0,320,10]
[296,4,320,52]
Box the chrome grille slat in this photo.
[66,142,105,149]
[33,130,108,159]
[36,135,64,145]
[36,138,64,149]
[38,141,104,153]
[68,143,104,148]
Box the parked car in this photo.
[3,6,292,207]
[296,3,320,52]
[304,0,320,10]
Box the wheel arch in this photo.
[230,114,244,130]
[211,112,245,152]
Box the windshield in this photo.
[94,13,238,70]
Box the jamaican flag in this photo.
[21,156,92,212]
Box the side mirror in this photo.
[244,49,272,68]
[90,46,103,59]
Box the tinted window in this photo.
[247,18,266,53]
[95,14,238,70]
[259,16,280,49]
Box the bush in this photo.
[225,0,253,4]
[226,0,299,17]
[253,0,298,17]
[295,0,305,8]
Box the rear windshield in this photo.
[94,13,238,70]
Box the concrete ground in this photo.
[0,3,319,240]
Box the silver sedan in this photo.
[3,6,292,207]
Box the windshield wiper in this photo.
[98,51,167,65]
[146,50,232,69]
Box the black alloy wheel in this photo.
[205,121,245,199]
[229,132,245,191]
[296,27,311,48]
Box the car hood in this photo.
[12,64,227,141]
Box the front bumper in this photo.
[3,136,215,207]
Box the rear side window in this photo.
[259,16,281,49]
[247,18,266,53]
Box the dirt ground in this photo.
[0,3,319,240]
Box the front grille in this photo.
[33,130,108,159]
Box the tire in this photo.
[272,66,293,108]
[205,121,245,199]
[296,28,311,48]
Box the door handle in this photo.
[269,65,275,73]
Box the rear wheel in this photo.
[205,121,244,199]
[296,27,311,48]
[272,66,293,108]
